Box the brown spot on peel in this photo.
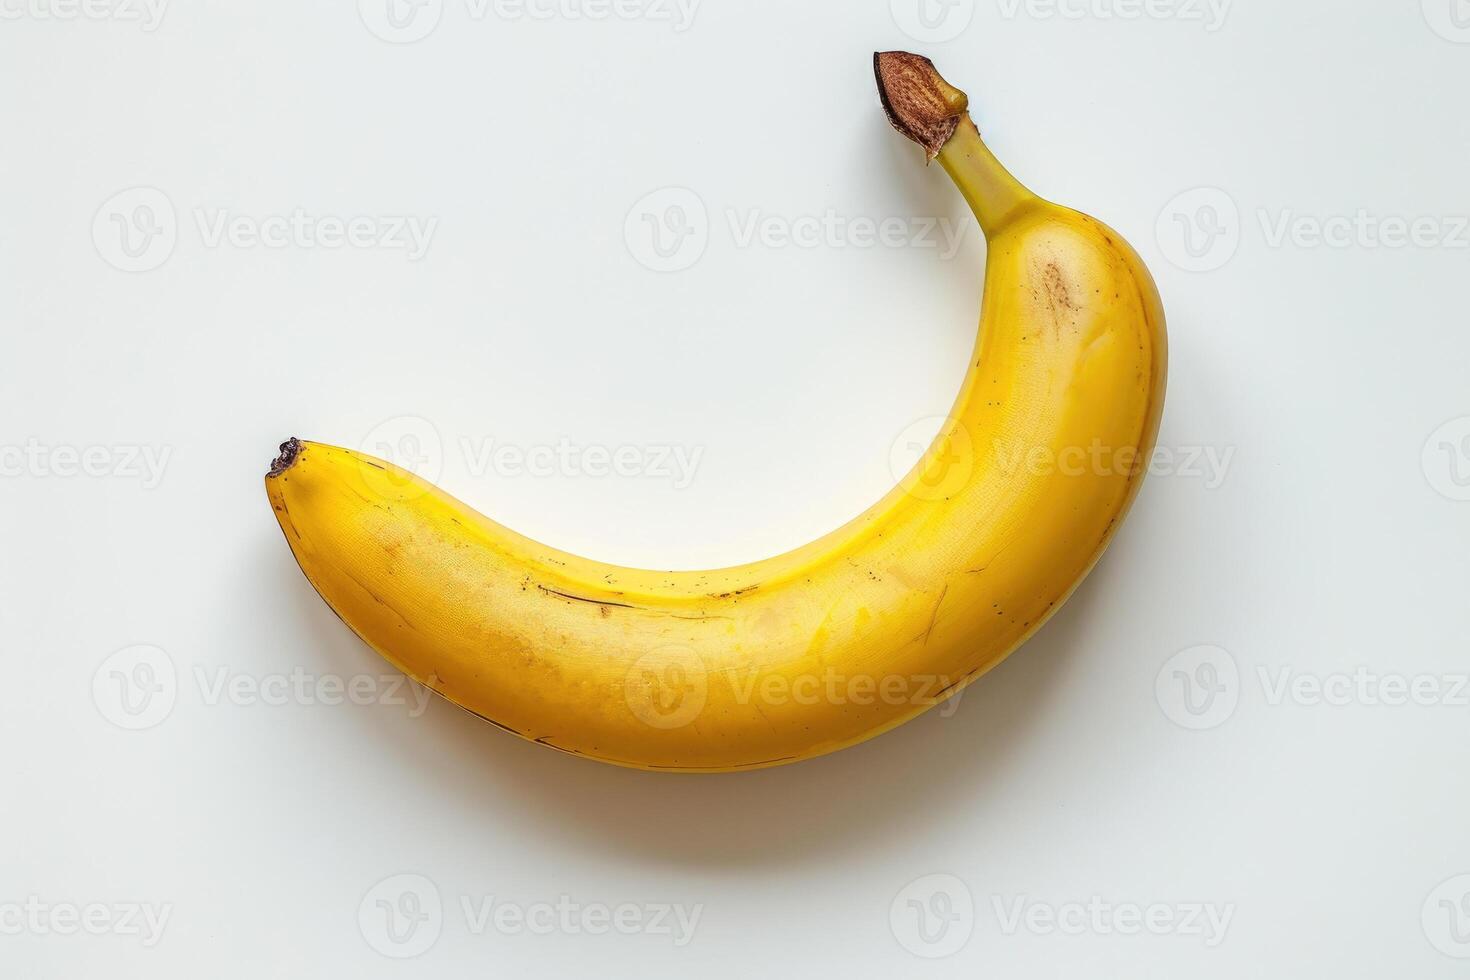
[922,583,949,645]
[536,584,637,611]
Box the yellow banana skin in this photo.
[266,54,1166,772]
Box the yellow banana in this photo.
[265,53,1167,772]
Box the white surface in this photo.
[3,1,1468,976]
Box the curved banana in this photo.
[265,53,1167,772]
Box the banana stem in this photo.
[874,51,1038,238]
[937,117,1036,238]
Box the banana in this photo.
[265,53,1166,772]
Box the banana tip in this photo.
[268,438,303,478]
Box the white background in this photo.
[3,0,1469,976]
